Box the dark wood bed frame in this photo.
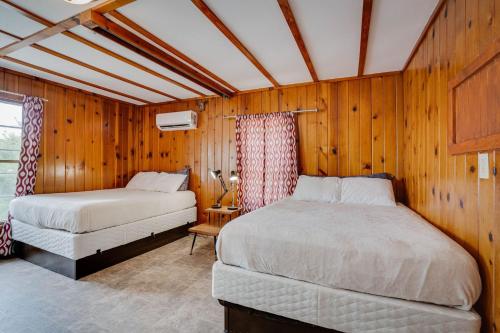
[220,300,340,333]
[13,222,194,279]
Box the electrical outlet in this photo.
[478,153,489,179]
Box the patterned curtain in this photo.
[0,96,44,256]
[236,112,298,213]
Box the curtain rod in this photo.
[0,89,48,102]
[223,108,318,119]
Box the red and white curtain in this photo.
[0,96,44,256]
[236,112,298,213]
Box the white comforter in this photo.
[216,199,481,310]
[9,189,196,234]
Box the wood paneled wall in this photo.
[0,68,139,193]
[403,0,499,330]
[137,73,403,224]
[0,69,403,224]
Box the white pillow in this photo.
[340,177,396,206]
[126,172,159,191]
[154,173,187,193]
[292,175,341,203]
[126,172,186,193]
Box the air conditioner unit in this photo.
[156,111,197,131]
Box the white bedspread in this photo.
[9,189,196,234]
[216,199,481,310]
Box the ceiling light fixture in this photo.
[64,0,96,5]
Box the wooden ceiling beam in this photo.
[191,0,280,88]
[0,0,206,97]
[2,56,149,104]
[0,0,134,56]
[93,0,135,14]
[277,0,318,82]
[0,16,80,56]
[0,29,179,101]
[358,0,373,76]
[107,10,239,93]
[79,10,234,97]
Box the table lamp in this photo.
[209,169,227,209]
[228,171,239,210]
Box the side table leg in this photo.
[190,233,197,255]
[213,236,217,256]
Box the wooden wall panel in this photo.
[403,0,500,330]
[136,73,403,226]
[0,68,139,194]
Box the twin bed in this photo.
[10,171,197,279]
[213,176,482,332]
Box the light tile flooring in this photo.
[0,236,222,333]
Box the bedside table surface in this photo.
[205,206,241,215]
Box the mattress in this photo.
[12,207,197,260]
[212,261,481,333]
[216,199,481,310]
[9,189,196,233]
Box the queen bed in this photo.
[10,171,197,279]
[213,176,482,332]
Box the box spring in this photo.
[212,262,481,333]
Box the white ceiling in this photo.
[0,4,45,37]
[0,57,142,104]
[118,0,269,91]
[11,46,168,102]
[289,0,364,80]
[69,25,213,96]
[0,0,438,105]
[0,31,17,48]
[38,33,199,100]
[365,0,439,74]
[204,0,311,85]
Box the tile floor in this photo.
[0,236,222,333]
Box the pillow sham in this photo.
[340,177,396,207]
[126,172,159,191]
[126,172,186,193]
[154,173,187,193]
[292,175,341,203]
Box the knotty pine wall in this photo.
[137,73,404,224]
[403,0,499,330]
[0,68,139,193]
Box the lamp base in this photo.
[211,203,222,209]
[227,206,238,211]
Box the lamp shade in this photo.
[209,169,221,179]
[229,171,239,182]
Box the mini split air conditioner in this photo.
[156,111,197,131]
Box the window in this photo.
[0,101,22,221]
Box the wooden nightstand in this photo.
[189,206,241,255]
